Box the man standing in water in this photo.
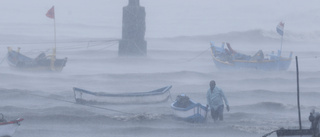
[207,80,230,122]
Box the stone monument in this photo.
[119,0,147,56]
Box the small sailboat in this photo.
[6,6,68,72]
[0,113,24,137]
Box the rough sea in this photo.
[1,0,320,137]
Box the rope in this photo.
[262,130,277,137]
[186,47,211,62]
[0,39,120,45]
[98,42,118,50]
[9,89,133,115]
[0,56,6,65]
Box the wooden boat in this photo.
[210,42,292,71]
[0,113,24,137]
[73,85,172,104]
[262,57,319,137]
[171,94,208,123]
[263,110,319,137]
[6,47,67,72]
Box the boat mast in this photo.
[276,22,285,57]
[46,6,56,71]
[51,11,57,71]
[295,56,302,130]
[280,33,283,56]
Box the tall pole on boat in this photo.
[54,12,57,53]
[46,6,56,71]
[277,22,285,56]
[295,56,302,130]
[280,34,283,56]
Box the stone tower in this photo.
[119,0,147,56]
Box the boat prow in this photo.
[0,114,23,137]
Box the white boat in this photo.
[73,85,172,104]
[171,94,208,123]
[0,113,23,137]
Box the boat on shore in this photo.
[6,47,67,72]
[0,113,24,137]
[73,85,172,104]
[171,94,208,123]
[210,42,292,71]
[262,109,320,137]
[262,57,319,137]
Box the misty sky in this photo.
[0,0,319,38]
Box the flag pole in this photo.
[280,34,283,56]
[50,6,56,71]
[277,22,284,57]
[54,14,56,52]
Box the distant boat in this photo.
[171,94,208,123]
[73,85,172,104]
[6,47,67,72]
[0,113,24,137]
[210,42,292,71]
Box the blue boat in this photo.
[210,42,292,71]
[171,94,208,123]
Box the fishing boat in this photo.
[6,47,67,72]
[171,94,208,123]
[0,113,24,137]
[263,110,320,137]
[73,85,172,104]
[210,42,292,71]
[262,57,320,137]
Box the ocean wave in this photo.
[244,102,288,111]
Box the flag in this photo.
[276,22,284,36]
[46,6,55,19]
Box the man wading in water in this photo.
[206,80,230,122]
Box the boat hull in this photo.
[0,118,23,137]
[73,86,172,104]
[276,129,313,137]
[212,56,292,71]
[171,101,208,123]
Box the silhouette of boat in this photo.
[263,57,320,137]
[6,47,67,72]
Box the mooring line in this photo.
[0,56,6,65]
[9,89,133,115]
[186,47,211,62]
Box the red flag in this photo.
[46,6,55,19]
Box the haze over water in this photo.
[1,0,320,137]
